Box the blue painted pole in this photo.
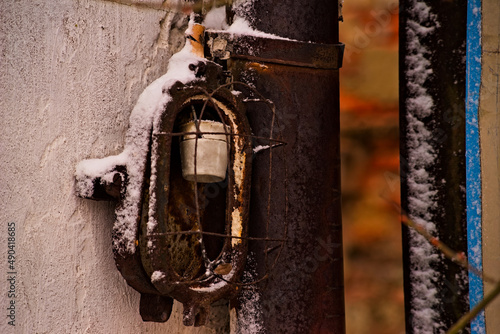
[466,0,484,332]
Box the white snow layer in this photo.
[253,145,270,153]
[226,17,291,40]
[203,5,229,30]
[405,1,441,333]
[236,269,264,334]
[76,35,204,255]
[204,4,292,41]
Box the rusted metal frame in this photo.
[159,123,287,268]
[198,80,289,287]
[191,84,240,273]
[129,80,234,318]
[206,32,345,70]
[190,97,217,272]
[226,81,291,288]
[194,80,289,288]
[190,83,253,255]
[149,230,286,242]
[110,138,164,296]
[148,86,233,285]
[157,131,287,146]
[144,76,253,326]
[224,81,280,279]
[78,65,288,319]
[152,85,289,290]
[148,81,286,286]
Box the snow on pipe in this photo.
[401,0,475,331]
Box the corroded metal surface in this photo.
[143,72,254,325]
[233,61,344,333]
[206,32,345,69]
[242,0,339,44]
[223,1,345,332]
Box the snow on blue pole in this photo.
[466,0,484,332]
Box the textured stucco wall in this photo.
[0,1,216,333]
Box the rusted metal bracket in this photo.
[206,32,345,70]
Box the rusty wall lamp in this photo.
[74,23,281,326]
[75,12,343,326]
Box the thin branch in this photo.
[386,200,496,284]
[447,281,500,334]
[383,196,500,333]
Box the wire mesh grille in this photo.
[150,81,289,286]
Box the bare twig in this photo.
[382,196,499,333]
[446,281,500,334]
[385,199,496,284]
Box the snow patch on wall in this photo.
[404,1,441,332]
[76,38,204,255]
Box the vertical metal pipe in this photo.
[250,0,338,43]
[233,1,344,332]
[400,1,469,332]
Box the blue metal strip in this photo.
[466,0,484,332]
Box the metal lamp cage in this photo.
[150,81,289,288]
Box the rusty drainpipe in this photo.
[228,1,344,333]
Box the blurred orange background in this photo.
[339,1,404,333]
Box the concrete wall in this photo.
[0,1,216,332]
